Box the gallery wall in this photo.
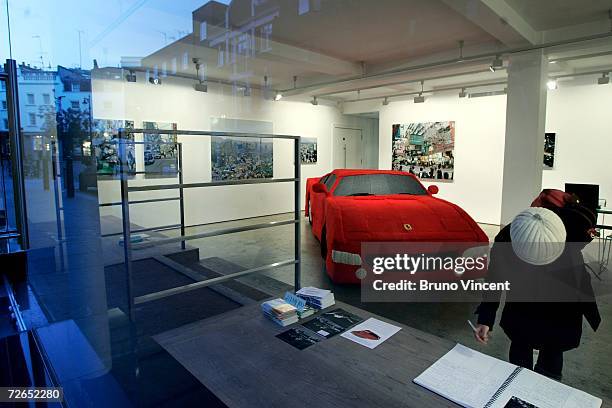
[345,81,612,225]
[344,94,508,225]
[543,83,612,218]
[92,71,378,232]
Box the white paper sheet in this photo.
[340,317,401,349]
[414,344,517,408]
[492,369,602,408]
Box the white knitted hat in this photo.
[510,207,567,266]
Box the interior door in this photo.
[332,127,362,169]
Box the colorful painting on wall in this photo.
[211,136,273,180]
[392,121,455,182]
[143,121,178,177]
[92,119,135,177]
[300,137,318,164]
[543,132,556,169]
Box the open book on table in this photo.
[413,344,602,408]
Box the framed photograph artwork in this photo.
[392,121,455,182]
[543,132,556,169]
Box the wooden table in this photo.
[154,301,459,408]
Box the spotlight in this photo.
[546,79,558,90]
[149,76,161,85]
[125,70,136,82]
[489,55,503,72]
[597,72,610,85]
[274,92,283,101]
[458,88,467,98]
[194,83,208,92]
[382,97,389,106]
[311,96,318,106]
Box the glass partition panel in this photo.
[3,0,612,406]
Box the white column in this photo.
[500,50,548,225]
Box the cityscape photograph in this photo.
[211,136,273,180]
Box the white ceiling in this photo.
[506,0,612,30]
[139,0,612,103]
[235,0,497,65]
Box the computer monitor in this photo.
[565,183,599,211]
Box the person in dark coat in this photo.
[474,190,601,380]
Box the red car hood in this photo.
[329,195,487,242]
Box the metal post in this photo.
[4,60,29,249]
[118,130,135,321]
[294,138,301,290]
[177,143,186,250]
[50,141,64,244]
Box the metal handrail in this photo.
[122,128,300,140]
[101,223,182,238]
[115,128,302,317]
[132,219,298,249]
[133,259,298,305]
[128,177,297,192]
[99,196,181,207]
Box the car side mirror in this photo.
[427,185,439,195]
[312,182,329,194]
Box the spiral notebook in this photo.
[413,344,602,408]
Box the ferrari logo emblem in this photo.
[403,224,413,231]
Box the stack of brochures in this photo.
[297,305,316,319]
[296,287,335,310]
[261,299,298,327]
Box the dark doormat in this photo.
[105,257,241,337]
[104,257,239,408]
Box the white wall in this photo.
[94,71,611,230]
[345,94,508,225]
[92,72,378,232]
[543,83,612,210]
[346,81,612,226]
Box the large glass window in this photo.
[1,1,611,406]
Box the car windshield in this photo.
[333,174,427,196]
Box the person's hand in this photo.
[474,324,490,345]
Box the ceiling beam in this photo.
[255,39,363,77]
[542,19,612,43]
[442,0,541,46]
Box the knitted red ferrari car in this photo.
[305,169,489,284]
